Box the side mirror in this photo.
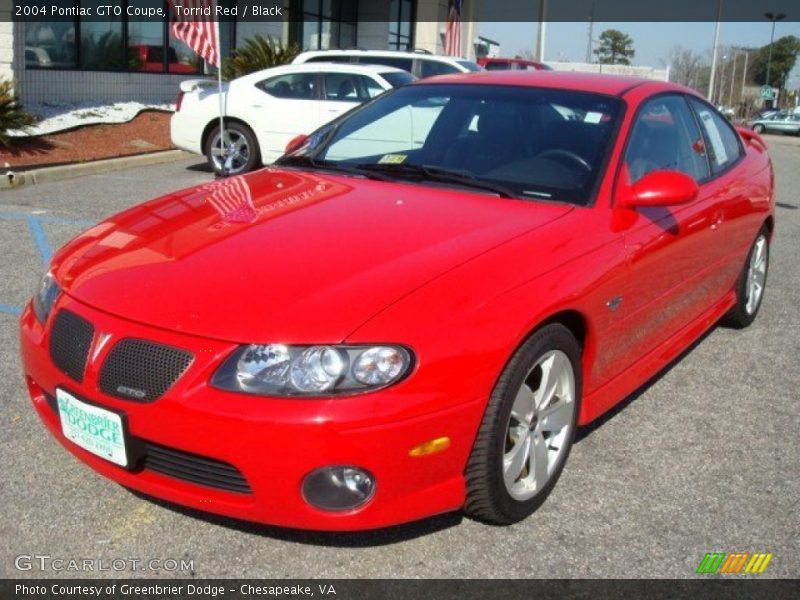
[285,134,309,155]
[618,170,699,208]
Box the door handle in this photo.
[710,211,724,230]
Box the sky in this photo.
[480,21,800,88]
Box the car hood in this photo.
[53,168,572,343]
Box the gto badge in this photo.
[116,385,147,399]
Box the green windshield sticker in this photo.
[378,154,407,164]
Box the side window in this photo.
[625,95,710,184]
[356,56,413,73]
[306,55,353,63]
[322,73,384,102]
[420,60,460,78]
[256,73,318,100]
[688,98,743,174]
[360,75,387,99]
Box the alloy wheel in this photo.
[210,130,251,174]
[745,234,768,315]
[503,350,576,501]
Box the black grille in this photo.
[143,441,251,494]
[40,390,250,494]
[49,310,95,383]
[99,339,193,402]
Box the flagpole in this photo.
[216,16,227,178]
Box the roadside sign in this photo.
[760,85,775,100]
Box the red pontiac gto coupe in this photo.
[20,72,774,530]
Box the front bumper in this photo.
[20,295,484,530]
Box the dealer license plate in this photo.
[57,388,128,467]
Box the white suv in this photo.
[293,49,481,79]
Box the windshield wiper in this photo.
[352,163,517,198]
[277,155,393,181]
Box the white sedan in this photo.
[171,63,415,174]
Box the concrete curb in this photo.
[0,149,192,190]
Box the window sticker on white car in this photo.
[378,154,408,164]
[698,110,728,166]
[584,111,603,124]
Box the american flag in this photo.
[444,0,462,57]
[167,0,220,67]
[203,176,257,223]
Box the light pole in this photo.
[585,1,595,63]
[536,0,548,62]
[729,50,740,108]
[707,0,724,102]
[764,12,786,88]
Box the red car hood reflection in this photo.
[52,169,573,343]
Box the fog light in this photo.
[302,466,375,511]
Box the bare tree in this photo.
[664,46,706,89]
[515,48,536,61]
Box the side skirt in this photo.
[578,290,736,425]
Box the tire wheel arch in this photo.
[201,117,257,158]
[464,322,583,525]
[204,119,261,175]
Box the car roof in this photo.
[414,70,681,97]
[481,57,544,66]
[294,50,465,63]
[300,62,408,75]
[235,62,407,83]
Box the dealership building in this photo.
[0,0,480,105]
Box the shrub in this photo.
[0,79,35,148]
[222,35,300,80]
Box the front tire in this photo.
[721,227,769,329]
[205,122,260,175]
[753,123,766,134]
[465,324,582,525]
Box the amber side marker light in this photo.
[409,437,451,457]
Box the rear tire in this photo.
[465,324,582,525]
[721,227,769,329]
[205,122,260,175]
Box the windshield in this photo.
[281,84,622,205]
[381,71,416,88]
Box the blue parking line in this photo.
[27,215,54,266]
[0,304,22,316]
[0,211,94,227]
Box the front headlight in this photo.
[211,344,413,397]
[32,271,60,324]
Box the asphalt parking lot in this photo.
[1,139,798,579]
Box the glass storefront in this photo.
[294,0,358,50]
[388,0,414,50]
[25,0,204,74]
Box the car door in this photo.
[616,94,725,360]
[246,71,322,163]
[687,97,755,283]
[319,72,382,122]
[765,112,786,133]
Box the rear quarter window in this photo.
[355,56,413,73]
[688,98,743,174]
[420,60,461,78]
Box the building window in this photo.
[25,0,207,74]
[388,0,414,50]
[25,21,77,68]
[295,0,357,50]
